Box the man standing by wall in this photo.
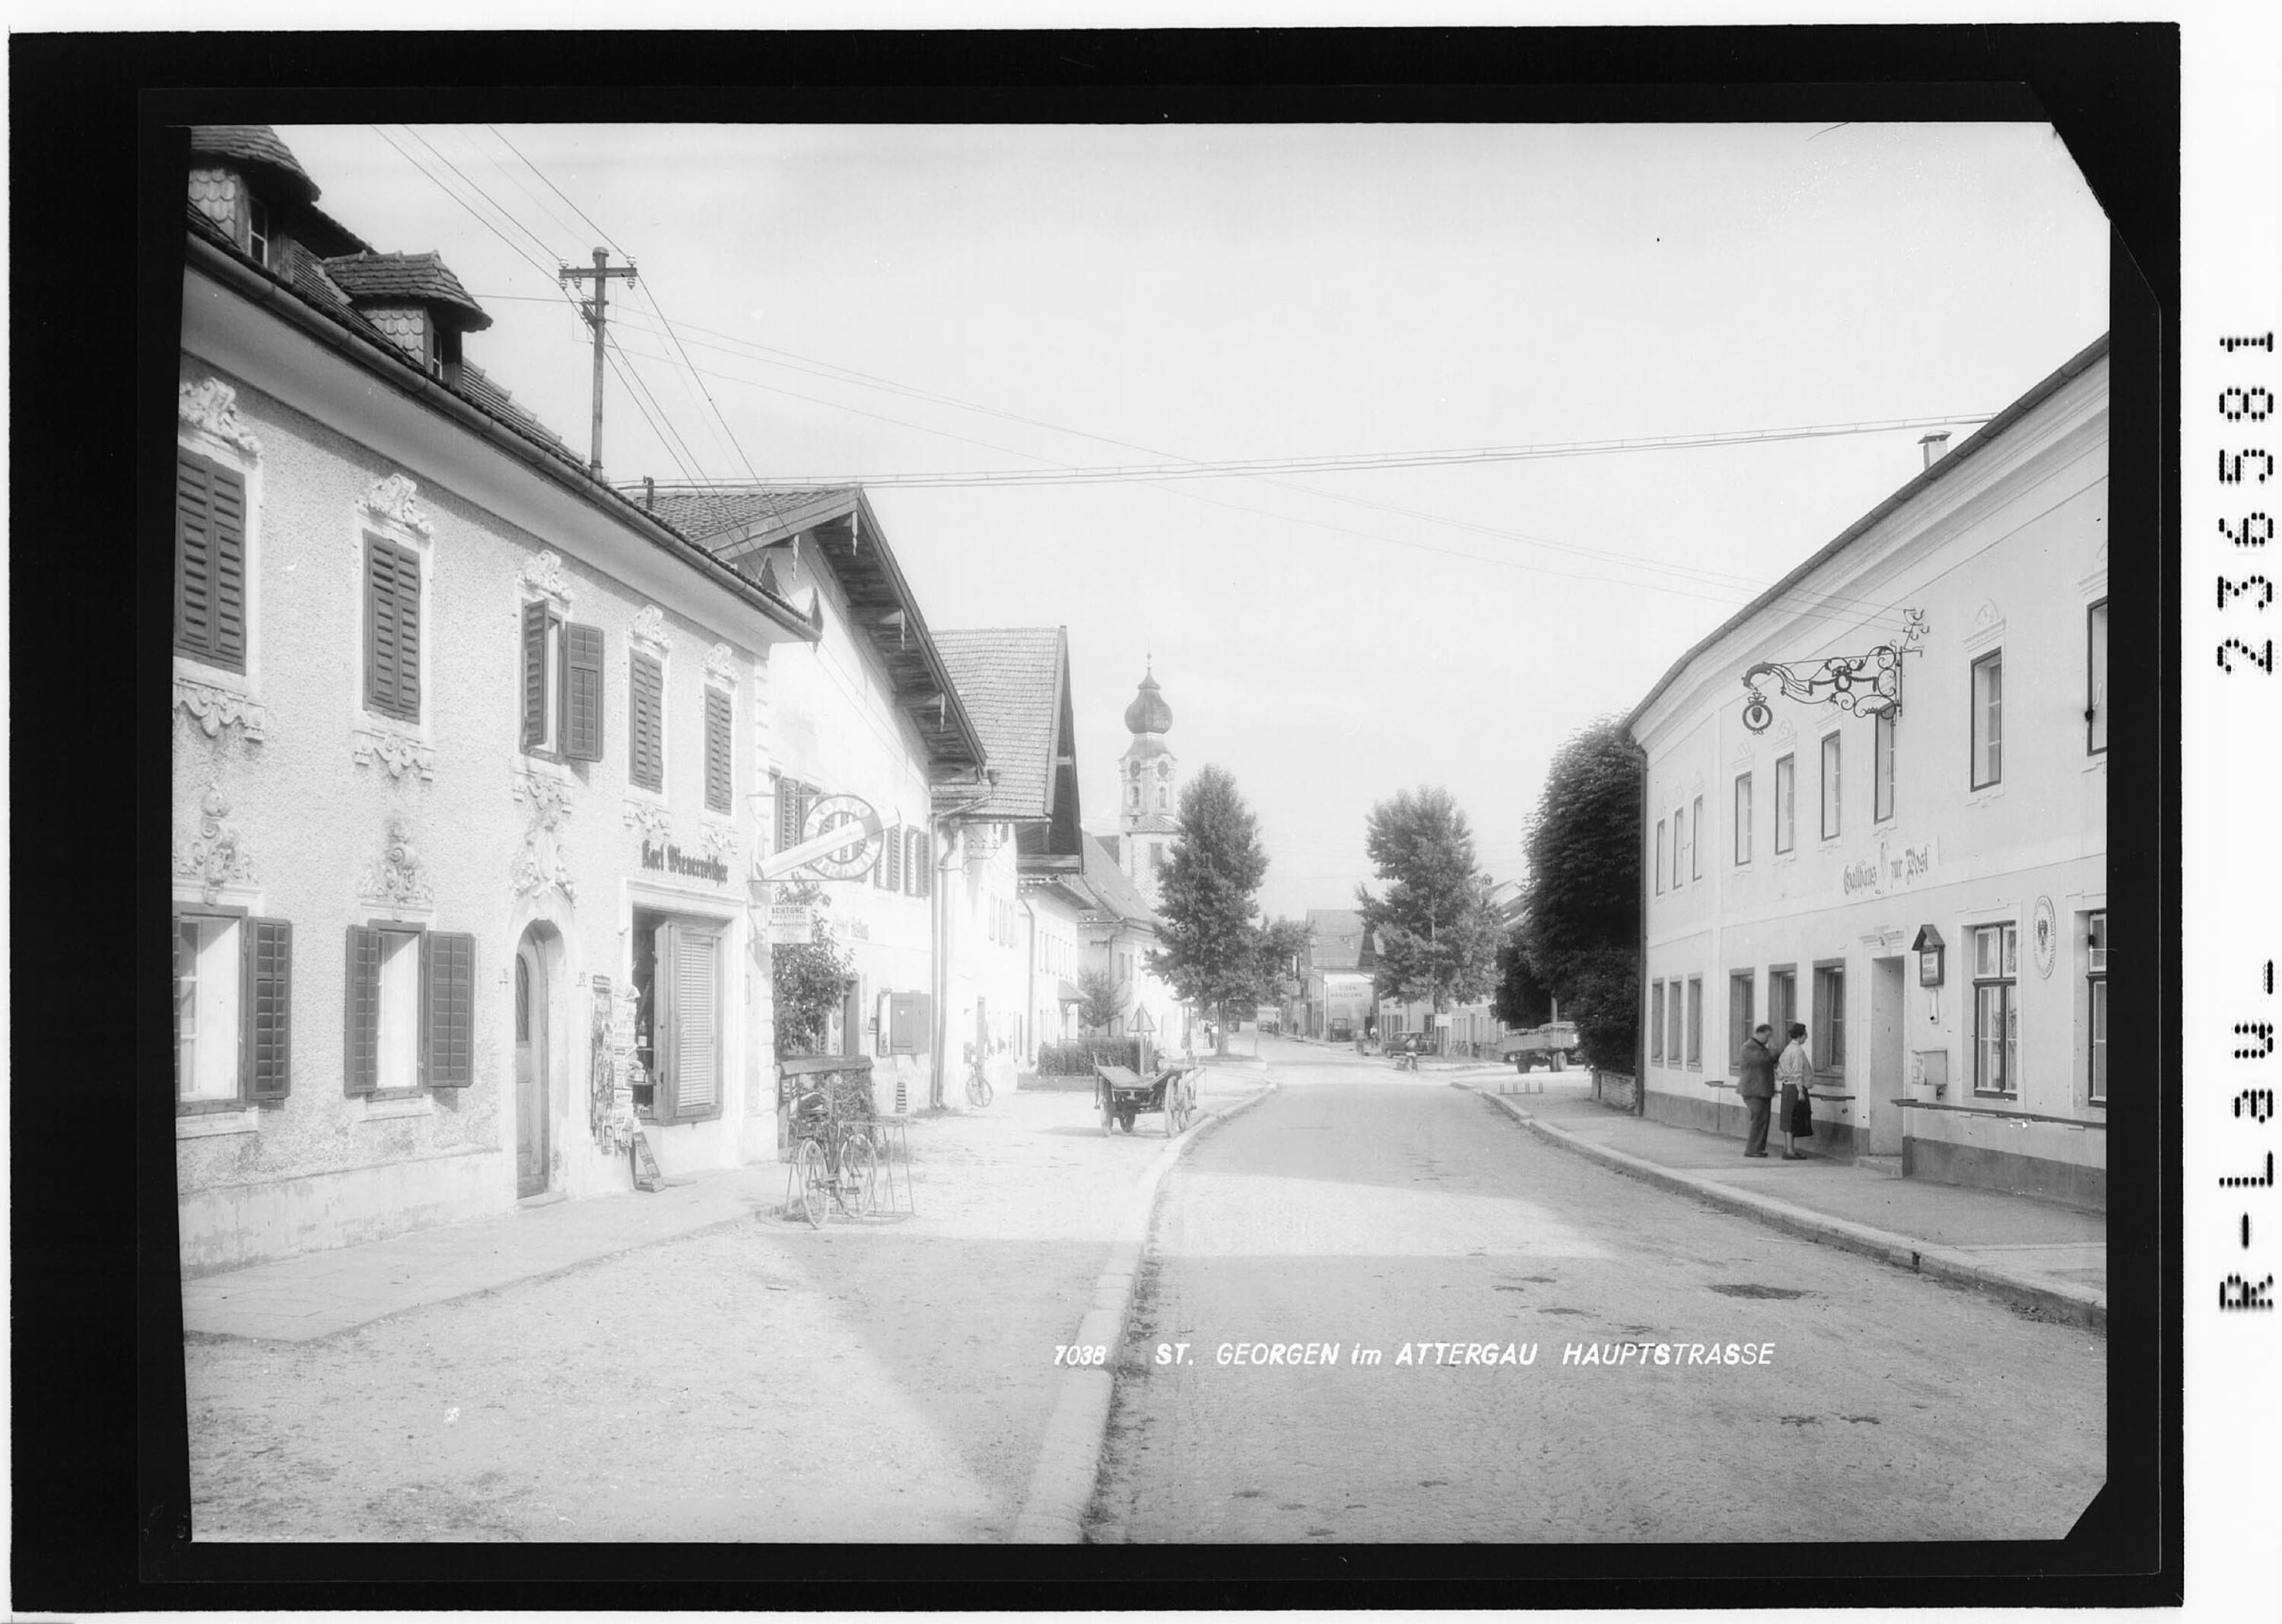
[1737,1022,1777,1158]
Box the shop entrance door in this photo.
[516,934,550,1198]
[1867,955,1905,1157]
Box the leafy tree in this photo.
[1516,717,1644,1073]
[1254,917,1312,1004]
[1147,764,1271,1056]
[1076,966,1126,1035]
[1354,787,1502,1021]
[771,881,857,1058]
[1492,924,1553,1029]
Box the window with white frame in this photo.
[1774,755,1795,853]
[1672,807,1686,889]
[1655,819,1667,894]
[1733,773,1752,865]
[1650,980,1665,1064]
[2087,911,2107,1104]
[520,599,604,762]
[1686,977,1702,1069]
[1874,709,1896,822]
[1972,921,2019,1095]
[1769,967,1796,1041]
[1820,733,1842,841]
[175,908,293,1109]
[345,923,473,1095]
[1728,972,1754,1067]
[2087,600,2109,755]
[1691,795,1704,880]
[1813,963,1845,1074]
[1666,978,1684,1068]
[1971,650,2004,789]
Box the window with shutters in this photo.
[909,828,931,896]
[364,534,423,723]
[774,777,818,856]
[175,907,293,1111]
[704,685,733,814]
[343,923,474,1096]
[176,448,250,673]
[628,650,665,792]
[519,599,603,763]
[631,910,725,1122]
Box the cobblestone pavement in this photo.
[181,1069,1264,1543]
[1089,1044,2106,1543]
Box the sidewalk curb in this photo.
[1464,1085,2106,1333]
[1009,1073,1282,1543]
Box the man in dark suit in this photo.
[1737,1022,1777,1158]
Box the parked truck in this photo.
[1499,1020,1580,1073]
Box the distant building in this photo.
[1626,335,2109,1209]
[1111,666,1180,906]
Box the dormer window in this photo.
[246,193,275,269]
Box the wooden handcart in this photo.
[1093,1060,1200,1137]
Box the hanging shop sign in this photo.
[752,794,898,883]
[1741,609,1926,734]
[765,904,816,945]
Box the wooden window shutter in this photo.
[629,652,663,790]
[175,451,248,670]
[344,925,381,1094]
[672,926,720,1115]
[910,828,930,896]
[422,931,476,1087]
[564,623,605,762]
[885,825,903,892]
[242,917,293,1102]
[366,538,421,720]
[704,688,733,813]
[520,600,549,749]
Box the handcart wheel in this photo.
[844,1135,879,1216]
[793,1138,828,1228]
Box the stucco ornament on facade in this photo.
[698,818,739,863]
[360,472,433,539]
[630,603,671,653]
[352,726,437,781]
[361,814,435,910]
[510,771,577,902]
[176,787,255,903]
[622,799,672,841]
[178,377,262,455]
[173,675,269,741]
[704,641,739,691]
[521,550,574,607]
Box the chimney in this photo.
[643,475,655,510]
[1918,431,1952,470]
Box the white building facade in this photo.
[1627,335,2109,1210]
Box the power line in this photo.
[603,330,707,483]
[487,124,628,259]
[600,340,698,485]
[398,126,562,270]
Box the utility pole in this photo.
[559,247,637,476]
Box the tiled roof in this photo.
[1307,908,1366,969]
[1082,835,1159,928]
[933,628,1066,822]
[321,251,492,331]
[645,486,858,543]
[189,126,319,202]
[1124,812,1179,835]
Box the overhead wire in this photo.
[404,131,1923,631]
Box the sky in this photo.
[272,121,2108,920]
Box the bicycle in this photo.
[965,1053,994,1108]
[788,1083,879,1228]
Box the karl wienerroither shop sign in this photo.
[640,841,729,885]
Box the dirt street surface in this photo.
[1090,1041,2106,1543]
[183,1082,1242,1542]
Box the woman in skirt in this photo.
[1777,1020,1813,1160]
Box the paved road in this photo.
[1089,1041,2106,1543]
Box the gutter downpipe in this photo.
[186,237,816,644]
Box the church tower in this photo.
[1119,666,1179,904]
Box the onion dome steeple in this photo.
[1124,666,1174,736]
